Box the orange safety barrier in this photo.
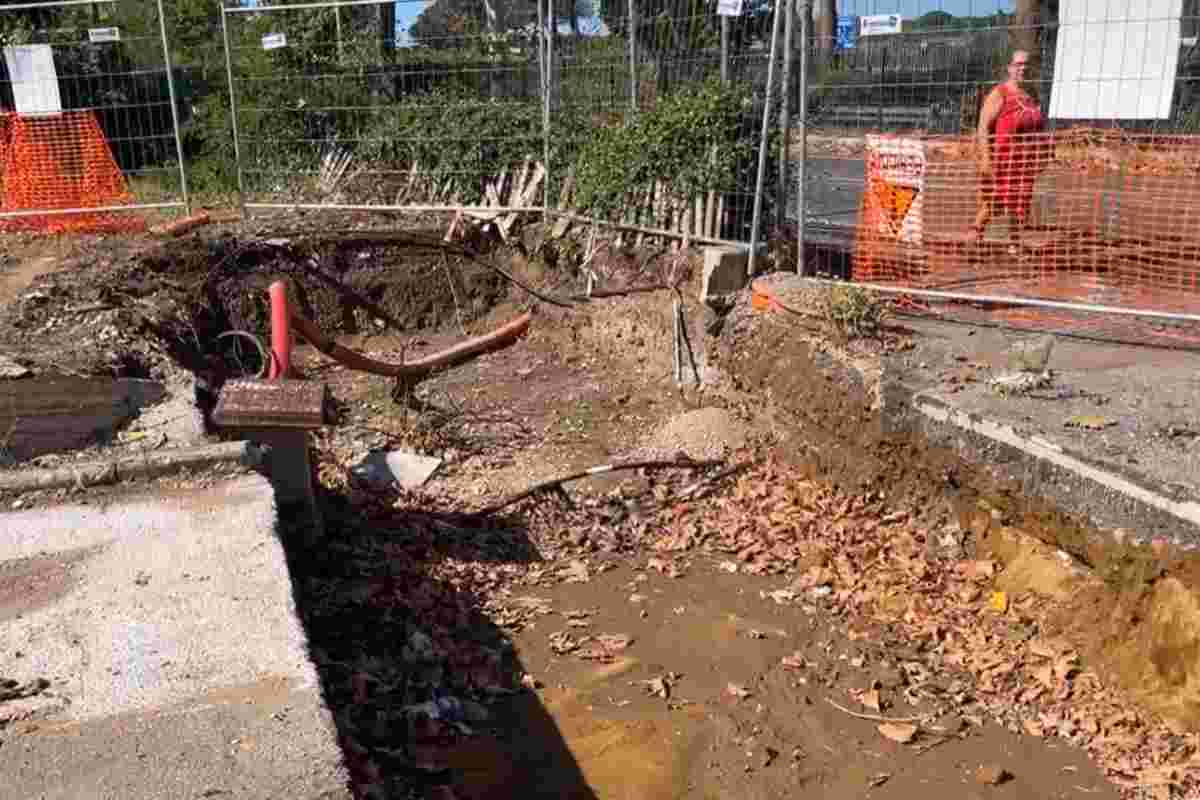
[850,130,1200,343]
[0,110,145,234]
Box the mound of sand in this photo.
[641,407,749,462]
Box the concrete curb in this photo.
[0,440,265,495]
[912,392,1200,542]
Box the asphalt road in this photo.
[781,156,865,250]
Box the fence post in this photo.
[721,16,729,84]
[220,4,246,218]
[156,0,190,214]
[797,0,810,275]
[776,0,794,230]
[746,0,784,278]
[628,0,638,113]
[539,0,550,217]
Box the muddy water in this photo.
[708,301,1200,734]
[495,562,1116,800]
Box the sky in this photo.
[243,0,1019,47]
[394,2,427,45]
[389,0,1018,44]
[835,0,1014,15]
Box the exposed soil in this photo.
[4,222,1199,800]
[491,560,1116,800]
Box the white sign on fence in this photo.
[717,0,744,17]
[1049,0,1181,120]
[88,27,121,44]
[860,14,903,37]
[865,135,926,245]
[3,45,62,116]
[262,32,288,51]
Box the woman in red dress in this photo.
[974,50,1048,242]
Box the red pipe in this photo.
[290,310,532,381]
[268,281,292,379]
[150,211,211,238]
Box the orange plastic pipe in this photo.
[290,310,532,382]
[150,211,211,237]
[268,281,292,379]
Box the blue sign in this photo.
[836,15,859,50]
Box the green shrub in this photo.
[571,78,755,221]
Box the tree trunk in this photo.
[1011,0,1042,99]
[813,0,837,63]
[380,2,396,55]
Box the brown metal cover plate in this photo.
[213,379,327,430]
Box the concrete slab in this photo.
[701,246,751,301]
[891,317,1200,544]
[0,475,348,798]
[750,273,1200,546]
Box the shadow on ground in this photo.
[276,490,597,800]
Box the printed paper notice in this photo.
[88,27,121,44]
[3,45,62,116]
[717,0,744,17]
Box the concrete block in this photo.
[352,449,443,490]
[701,245,765,302]
[0,376,166,461]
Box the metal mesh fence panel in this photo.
[797,1,1200,345]
[0,0,188,232]
[221,0,545,213]
[548,0,783,245]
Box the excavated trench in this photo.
[145,232,513,361]
[0,230,520,463]
[4,224,1200,738]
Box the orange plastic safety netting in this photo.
[851,130,1200,344]
[0,110,144,234]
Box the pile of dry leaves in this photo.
[640,456,1200,800]
[309,431,1197,799]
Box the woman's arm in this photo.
[976,89,1003,176]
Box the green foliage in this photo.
[597,0,770,56]
[822,285,888,340]
[571,79,753,219]
[410,0,537,50]
[353,89,544,202]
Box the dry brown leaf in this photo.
[643,676,671,699]
[975,764,1012,785]
[1028,638,1058,660]
[549,631,578,654]
[1018,684,1045,704]
[1033,664,1056,690]
[725,683,752,701]
[860,688,883,713]
[781,652,806,670]
[877,722,918,744]
[596,633,633,652]
[1023,718,1045,737]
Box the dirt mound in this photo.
[641,406,749,461]
[196,233,510,339]
[0,228,516,378]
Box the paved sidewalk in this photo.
[0,475,349,799]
